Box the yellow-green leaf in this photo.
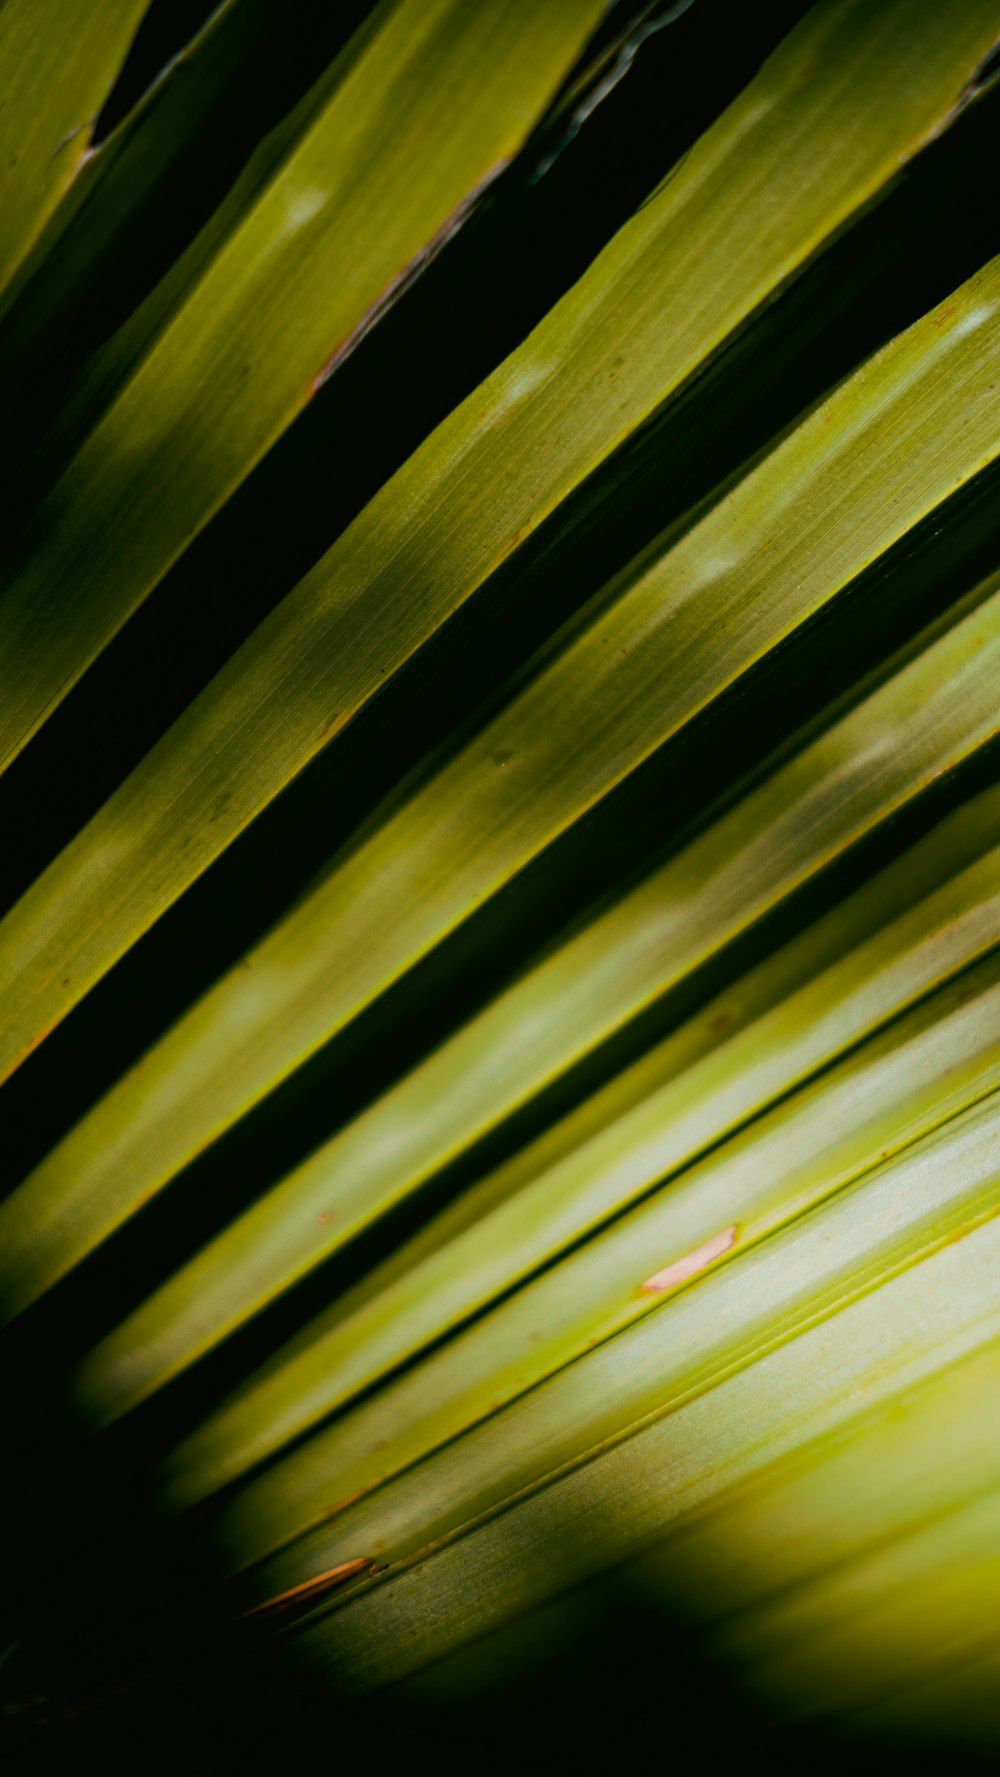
[2,0,998,1086]
[6,422,1000,1326]
[166,962,1000,1532]
[78,780,1000,1429]
[248,1153,1000,1689]
[0,0,150,298]
[0,0,606,769]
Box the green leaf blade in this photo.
[0,0,607,772]
[0,0,151,298]
[164,964,1000,1536]
[2,0,998,1089]
[6,468,1000,1327]
[78,785,1000,1430]
[253,1171,1000,1690]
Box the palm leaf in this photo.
[7,260,1000,1318]
[1,0,996,1077]
[263,1194,1000,1691]
[0,0,605,771]
[0,0,151,298]
[4,0,1000,1748]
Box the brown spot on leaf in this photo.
[308,156,511,397]
[240,1557,370,1623]
[322,1486,368,1520]
[640,1224,738,1294]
